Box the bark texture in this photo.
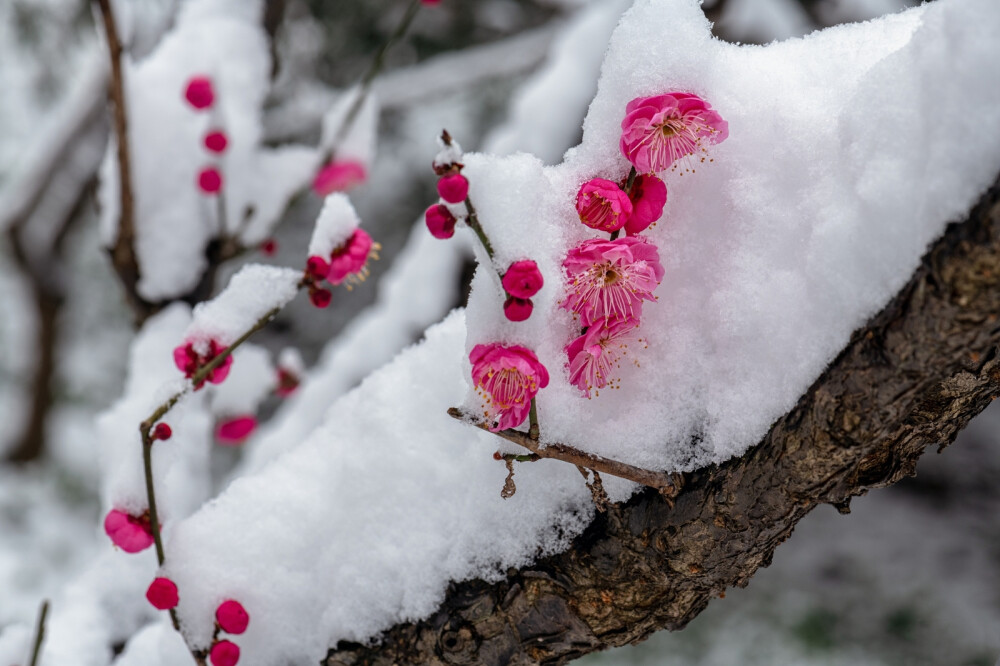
[325,172,1000,666]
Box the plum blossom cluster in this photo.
[304,193,380,308]
[423,133,548,431]
[562,92,727,398]
[184,76,229,197]
[145,579,250,666]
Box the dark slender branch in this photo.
[448,407,680,492]
[94,0,149,323]
[325,0,422,162]
[27,600,49,666]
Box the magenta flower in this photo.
[425,204,457,239]
[216,600,250,634]
[173,340,234,388]
[437,173,469,204]
[204,130,228,153]
[624,174,667,235]
[503,296,533,322]
[146,577,179,610]
[198,167,223,194]
[470,343,549,431]
[216,416,257,445]
[620,93,728,173]
[562,237,663,326]
[502,260,543,299]
[210,641,240,666]
[104,509,154,553]
[312,160,367,196]
[327,228,377,286]
[565,317,646,398]
[184,76,214,110]
[575,178,632,232]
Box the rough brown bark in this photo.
[324,172,1000,666]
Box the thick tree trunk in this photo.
[325,172,1000,666]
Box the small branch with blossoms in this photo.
[428,91,728,505]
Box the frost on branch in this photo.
[97,0,316,302]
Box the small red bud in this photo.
[309,287,332,309]
[260,239,278,256]
[492,451,502,461]
[153,423,172,441]
[503,296,533,322]
[184,76,214,110]
[146,577,179,610]
[209,640,240,666]
[436,174,469,204]
[198,167,223,194]
[216,600,250,634]
[204,130,229,153]
[424,204,457,239]
[305,255,330,281]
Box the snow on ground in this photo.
[150,2,1000,663]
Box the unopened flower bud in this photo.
[436,174,468,204]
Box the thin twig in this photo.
[448,408,678,491]
[137,304,286,631]
[324,0,422,163]
[94,0,146,320]
[27,600,49,666]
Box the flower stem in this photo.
[27,600,49,666]
[624,166,638,194]
[528,398,539,441]
[462,197,495,260]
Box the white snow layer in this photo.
[131,0,1000,663]
[308,193,362,258]
[97,0,315,301]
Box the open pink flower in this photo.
[313,160,367,196]
[620,93,728,173]
[327,228,378,286]
[502,260,543,299]
[575,178,632,232]
[470,343,549,432]
[624,174,667,235]
[173,340,234,389]
[147,577,179,610]
[216,416,257,445]
[184,76,214,109]
[562,236,663,326]
[104,509,154,553]
[565,317,646,398]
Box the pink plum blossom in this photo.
[210,640,240,666]
[624,174,667,235]
[503,296,533,322]
[327,228,377,285]
[425,204,457,239]
[620,93,728,173]
[173,340,234,388]
[575,178,632,232]
[198,167,223,194]
[312,160,367,196]
[562,236,663,326]
[565,317,646,398]
[184,76,214,109]
[104,509,154,553]
[204,130,228,153]
[216,600,250,634]
[146,577,179,610]
[502,260,543,299]
[470,343,549,431]
[216,416,257,445]
[437,173,469,204]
